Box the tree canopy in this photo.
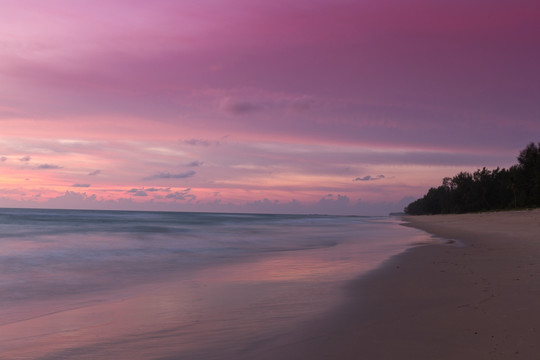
[404,142,540,215]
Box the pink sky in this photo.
[0,0,539,215]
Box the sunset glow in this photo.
[1,0,538,214]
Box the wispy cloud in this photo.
[354,175,385,182]
[19,155,31,162]
[144,171,196,180]
[36,164,62,170]
[220,98,262,114]
[165,188,196,200]
[186,161,203,167]
[125,187,171,198]
[0,156,6,162]
[218,94,314,116]
[88,170,101,176]
[183,139,212,147]
[72,183,91,187]
[127,188,148,197]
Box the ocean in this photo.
[0,208,432,359]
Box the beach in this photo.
[2,209,540,359]
[256,209,540,359]
[0,210,425,359]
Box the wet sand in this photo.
[252,209,540,359]
[0,216,418,360]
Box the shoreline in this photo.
[250,209,540,359]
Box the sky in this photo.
[0,0,539,215]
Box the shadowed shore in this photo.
[248,209,540,359]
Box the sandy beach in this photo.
[252,209,540,359]
[0,212,420,360]
[2,210,539,359]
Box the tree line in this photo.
[404,142,540,215]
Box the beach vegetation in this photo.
[405,142,540,214]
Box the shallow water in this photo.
[0,208,431,359]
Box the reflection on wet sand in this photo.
[0,211,426,359]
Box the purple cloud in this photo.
[165,188,195,200]
[144,187,171,192]
[354,175,385,182]
[36,164,62,169]
[220,98,262,114]
[186,161,203,167]
[183,139,212,147]
[144,171,196,180]
[127,189,148,197]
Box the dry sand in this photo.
[249,209,540,360]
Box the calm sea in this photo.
[0,208,432,359]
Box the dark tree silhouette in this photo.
[404,143,540,215]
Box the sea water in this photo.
[0,208,432,359]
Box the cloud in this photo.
[218,94,313,116]
[144,170,196,180]
[186,161,203,167]
[165,192,186,200]
[0,156,6,162]
[88,170,101,176]
[44,191,99,208]
[72,184,91,187]
[165,188,196,200]
[354,175,385,182]
[220,98,262,114]
[183,139,212,147]
[144,187,170,192]
[36,164,62,169]
[127,188,148,197]
[125,187,171,198]
[0,188,26,195]
[19,155,31,162]
[317,194,351,206]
